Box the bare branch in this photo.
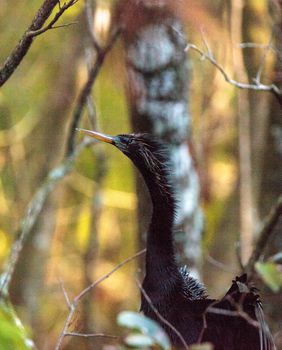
[238,42,282,61]
[55,304,76,350]
[205,254,237,273]
[54,250,145,350]
[185,42,282,96]
[253,35,273,85]
[0,0,79,86]
[26,0,79,37]
[135,278,189,350]
[66,26,120,155]
[64,332,118,339]
[75,249,146,303]
[0,138,94,297]
[207,306,259,328]
[59,279,72,310]
[197,295,260,344]
[171,26,282,104]
[85,0,101,52]
[246,194,282,276]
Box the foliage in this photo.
[255,262,282,293]
[117,311,213,350]
[117,311,171,350]
[0,299,34,350]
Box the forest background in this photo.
[0,0,282,349]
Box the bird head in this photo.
[77,129,168,174]
[78,128,175,208]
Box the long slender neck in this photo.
[138,165,179,277]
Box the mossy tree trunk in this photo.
[117,0,203,277]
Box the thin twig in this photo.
[0,139,94,296]
[85,0,101,52]
[64,332,118,339]
[54,250,145,350]
[254,35,273,85]
[185,42,281,95]
[205,254,237,273]
[207,306,259,328]
[75,249,146,302]
[238,42,282,61]
[0,0,79,86]
[26,0,79,37]
[171,26,282,104]
[135,278,189,350]
[246,194,282,276]
[66,25,120,155]
[59,279,72,310]
[55,305,76,350]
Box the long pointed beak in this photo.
[76,128,114,144]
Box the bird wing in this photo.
[224,274,276,350]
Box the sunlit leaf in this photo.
[125,334,154,348]
[255,262,282,292]
[117,311,171,350]
[0,299,34,350]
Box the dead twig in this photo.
[171,26,282,105]
[0,138,94,297]
[135,278,189,350]
[207,306,259,328]
[66,0,120,155]
[64,332,118,339]
[66,25,120,155]
[0,0,79,86]
[246,194,282,277]
[54,250,145,350]
[0,0,120,297]
[205,254,237,273]
[26,0,79,37]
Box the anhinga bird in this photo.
[78,129,275,350]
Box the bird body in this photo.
[79,129,275,350]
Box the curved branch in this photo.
[0,0,79,86]
[0,139,93,296]
[246,194,282,276]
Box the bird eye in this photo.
[127,138,134,145]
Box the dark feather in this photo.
[98,132,276,350]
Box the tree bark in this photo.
[257,1,282,344]
[117,0,203,277]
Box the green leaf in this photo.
[125,334,154,348]
[117,311,171,350]
[255,262,282,292]
[0,299,34,350]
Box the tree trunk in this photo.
[258,1,282,344]
[116,0,203,278]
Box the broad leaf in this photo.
[0,299,34,350]
[117,311,171,350]
[255,262,282,292]
[125,334,154,348]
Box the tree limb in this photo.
[171,26,282,105]
[54,249,145,350]
[66,26,120,155]
[246,194,282,276]
[0,138,94,297]
[0,0,79,86]
[0,0,120,297]
[64,332,118,339]
[136,278,189,350]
